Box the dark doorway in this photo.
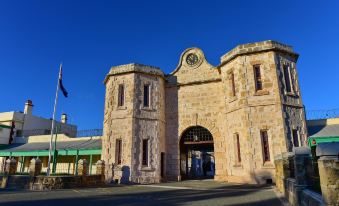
[180,126,215,180]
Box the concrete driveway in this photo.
[0,180,284,206]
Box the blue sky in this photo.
[0,0,338,130]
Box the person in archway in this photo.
[202,160,207,177]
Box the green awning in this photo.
[0,149,101,157]
[0,124,11,129]
[308,136,339,147]
[0,138,102,157]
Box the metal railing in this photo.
[306,108,339,120]
[76,129,103,137]
[16,128,103,138]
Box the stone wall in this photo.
[0,175,104,190]
[273,147,339,206]
[30,175,104,190]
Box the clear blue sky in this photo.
[0,0,338,130]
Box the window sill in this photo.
[117,106,127,110]
[228,96,237,103]
[141,106,153,111]
[285,92,298,97]
[254,90,269,96]
[141,166,154,171]
[233,163,243,168]
[262,162,274,169]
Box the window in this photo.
[230,72,236,97]
[261,130,270,162]
[234,133,241,163]
[143,84,150,107]
[115,139,122,164]
[118,84,124,107]
[253,65,263,91]
[16,130,22,137]
[283,65,293,93]
[292,129,300,147]
[142,139,149,166]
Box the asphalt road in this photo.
[0,180,284,206]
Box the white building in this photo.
[0,100,77,145]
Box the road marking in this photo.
[135,184,272,192]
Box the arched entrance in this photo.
[180,126,215,179]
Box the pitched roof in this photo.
[308,124,339,138]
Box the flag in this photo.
[59,65,68,98]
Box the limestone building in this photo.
[102,40,307,184]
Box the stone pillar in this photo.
[274,152,293,195]
[292,147,311,206]
[5,158,17,175]
[77,159,88,176]
[293,147,311,185]
[318,158,339,206]
[96,160,105,182]
[316,142,339,206]
[29,158,42,176]
[96,160,105,176]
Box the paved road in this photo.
[0,180,284,206]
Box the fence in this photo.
[306,108,339,120]
[0,155,100,176]
[76,129,103,137]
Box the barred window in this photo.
[118,84,125,107]
[235,133,241,163]
[261,130,270,162]
[230,72,236,97]
[142,139,149,166]
[254,65,263,91]
[143,84,150,107]
[115,139,122,164]
[292,129,299,147]
[283,65,293,93]
[181,126,213,143]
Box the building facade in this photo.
[102,40,307,184]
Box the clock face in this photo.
[186,53,199,66]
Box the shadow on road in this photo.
[0,182,282,206]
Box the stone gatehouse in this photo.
[102,40,307,184]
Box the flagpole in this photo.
[47,63,62,176]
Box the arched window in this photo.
[181,126,213,143]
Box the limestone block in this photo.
[29,158,42,176]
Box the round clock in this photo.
[186,53,199,66]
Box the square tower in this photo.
[103,63,165,183]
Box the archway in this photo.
[180,126,215,180]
